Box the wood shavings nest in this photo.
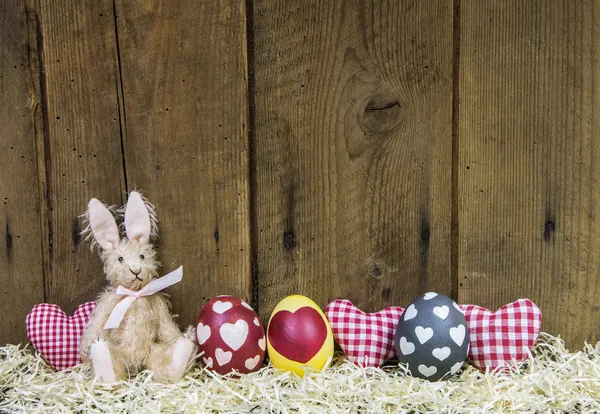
[1,333,600,413]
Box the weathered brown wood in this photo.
[36,0,126,313]
[0,0,45,344]
[253,0,454,319]
[114,0,252,327]
[458,0,600,348]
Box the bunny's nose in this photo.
[129,266,142,275]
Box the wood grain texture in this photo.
[458,0,600,348]
[0,0,45,344]
[37,0,126,313]
[253,0,454,319]
[115,0,251,327]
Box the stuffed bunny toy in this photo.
[79,191,196,383]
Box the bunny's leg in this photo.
[90,338,127,383]
[147,328,196,382]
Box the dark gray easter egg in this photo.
[394,292,469,381]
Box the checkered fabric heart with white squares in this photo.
[26,302,96,371]
[325,299,404,368]
[459,299,542,372]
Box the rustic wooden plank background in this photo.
[252,0,453,322]
[0,0,599,350]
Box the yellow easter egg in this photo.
[266,295,334,377]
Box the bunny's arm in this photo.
[80,291,120,361]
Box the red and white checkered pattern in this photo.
[325,300,404,367]
[459,299,542,372]
[26,302,96,371]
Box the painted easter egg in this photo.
[394,292,469,381]
[267,295,334,377]
[196,296,266,375]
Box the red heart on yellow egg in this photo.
[268,306,327,363]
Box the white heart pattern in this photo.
[245,355,261,370]
[450,325,466,347]
[242,301,253,310]
[215,348,232,366]
[220,320,249,351]
[196,323,211,345]
[433,305,450,320]
[399,337,415,355]
[423,292,438,300]
[415,326,434,344]
[453,302,463,313]
[258,336,266,351]
[450,361,463,374]
[213,301,233,314]
[203,356,213,368]
[404,304,418,321]
[253,317,260,327]
[432,347,451,361]
[418,364,438,378]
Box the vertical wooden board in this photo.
[0,0,45,344]
[253,1,454,318]
[459,0,600,348]
[38,0,125,312]
[115,0,251,327]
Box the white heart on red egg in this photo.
[197,323,211,345]
[196,296,266,375]
[245,355,261,370]
[203,357,213,368]
[213,301,233,314]
[220,320,249,351]
[215,348,232,366]
[242,301,253,310]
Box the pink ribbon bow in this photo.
[104,266,183,329]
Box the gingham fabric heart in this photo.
[26,302,96,370]
[325,300,404,367]
[459,299,542,372]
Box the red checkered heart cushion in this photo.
[325,300,404,367]
[459,299,542,372]
[26,302,96,370]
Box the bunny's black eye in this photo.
[118,256,123,263]
[140,254,145,260]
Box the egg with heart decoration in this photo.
[394,292,469,381]
[267,295,334,377]
[196,296,266,375]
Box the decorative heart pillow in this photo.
[325,300,404,367]
[459,299,542,372]
[26,302,96,370]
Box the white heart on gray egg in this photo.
[432,347,451,361]
[404,304,418,321]
[399,337,415,355]
[423,292,438,300]
[449,325,466,347]
[433,306,449,320]
[418,364,438,377]
[415,326,434,344]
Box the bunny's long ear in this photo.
[87,199,120,250]
[124,191,152,244]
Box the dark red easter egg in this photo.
[196,296,266,375]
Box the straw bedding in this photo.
[1,333,599,413]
